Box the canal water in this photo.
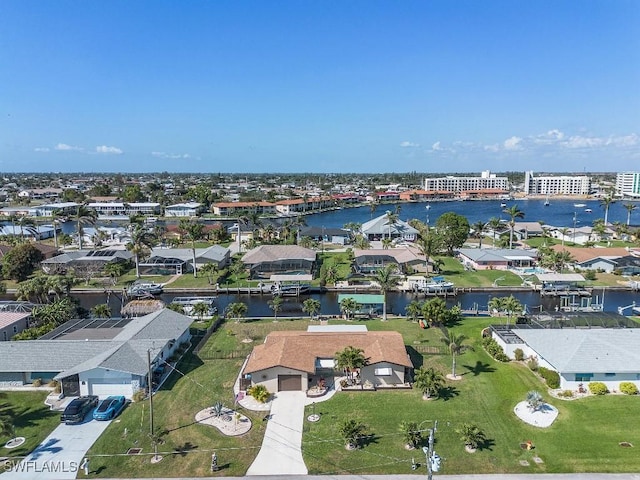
[70,288,640,319]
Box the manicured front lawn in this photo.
[86,353,267,478]
[0,391,60,459]
[87,316,640,477]
[438,256,523,287]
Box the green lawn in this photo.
[437,256,523,287]
[0,391,60,459]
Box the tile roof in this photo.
[244,330,412,374]
[242,245,316,264]
[549,246,630,263]
[0,312,31,330]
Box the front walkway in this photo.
[246,391,308,476]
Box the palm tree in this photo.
[74,205,97,250]
[127,224,157,278]
[502,205,525,249]
[166,303,186,315]
[339,297,360,320]
[487,217,502,247]
[381,238,392,249]
[440,328,473,379]
[18,216,36,241]
[421,297,447,327]
[374,264,398,321]
[199,263,218,285]
[50,209,62,248]
[600,195,615,225]
[302,298,321,319]
[502,295,523,325]
[192,301,210,321]
[268,295,283,320]
[334,345,368,385]
[455,423,487,452]
[353,234,370,250]
[399,421,422,449]
[405,300,423,321]
[91,303,112,318]
[526,390,544,412]
[413,367,445,400]
[624,203,637,226]
[472,221,486,249]
[224,302,248,323]
[559,227,570,246]
[369,200,378,219]
[385,210,399,240]
[338,419,368,449]
[179,218,205,278]
[103,262,127,285]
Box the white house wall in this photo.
[249,366,309,392]
[361,362,405,387]
[560,373,640,391]
[78,367,136,399]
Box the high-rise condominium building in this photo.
[523,171,591,195]
[423,170,509,192]
[615,172,640,198]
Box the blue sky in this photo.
[1,1,639,173]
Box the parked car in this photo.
[93,395,126,421]
[60,395,99,424]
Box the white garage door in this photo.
[88,379,133,398]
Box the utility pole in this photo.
[422,420,439,480]
[147,349,154,437]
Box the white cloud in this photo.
[503,136,523,151]
[151,151,191,159]
[431,141,441,151]
[55,143,83,152]
[563,135,604,149]
[400,141,420,148]
[96,145,123,154]
[484,144,500,152]
[34,147,50,152]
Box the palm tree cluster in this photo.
[413,367,445,399]
[488,295,524,324]
[405,297,459,327]
[334,346,368,385]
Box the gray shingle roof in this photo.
[148,245,229,263]
[0,309,192,377]
[513,328,640,373]
[360,214,418,236]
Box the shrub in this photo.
[32,378,43,387]
[247,384,270,403]
[558,389,574,398]
[588,382,608,395]
[526,357,539,371]
[619,382,638,395]
[583,270,597,281]
[482,337,510,362]
[132,389,146,402]
[538,367,560,389]
[513,348,524,361]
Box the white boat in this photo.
[544,196,550,206]
[584,208,592,213]
[170,296,217,316]
[127,281,163,297]
[573,203,586,208]
[500,203,507,208]
[271,283,311,296]
[416,276,455,293]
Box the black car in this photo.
[60,395,99,424]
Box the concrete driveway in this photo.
[246,391,308,475]
[2,416,111,479]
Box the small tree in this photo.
[192,302,210,321]
[399,421,422,449]
[413,367,445,400]
[526,390,544,411]
[91,303,112,319]
[339,297,360,320]
[440,328,473,379]
[334,346,368,384]
[247,384,270,403]
[268,296,284,320]
[455,423,487,452]
[338,419,367,449]
[302,298,321,319]
[224,302,248,323]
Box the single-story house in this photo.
[0,243,59,260]
[299,226,350,245]
[353,247,428,274]
[548,246,632,272]
[0,312,32,341]
[242,328,413,392]
[548,226,599,245]
[0,225,55,240]
[361,214,419,242]
[242,245,316,279]
[492,326,640,391]
[164,202,204,217]
[457,248,537,270]
[512,222,545,239]
[0,309,192,399]
[140,245,230,275]
[41,249,133,275]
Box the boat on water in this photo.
[170,296,218,316]
[544,196,550,206]
[584,208,592,213]
[423,276,455,293]
[271,283,311,296]
[500,202,507,208]
[573,203,587,208]
[127,281,164,297]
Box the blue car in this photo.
[93,396,126,421]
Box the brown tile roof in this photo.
[550,245,631,263]
[244,330,412,374]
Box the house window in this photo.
[605,373,615,377]
[575,373,593,382]
[13,326,17,333]
[374,367,393,376]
